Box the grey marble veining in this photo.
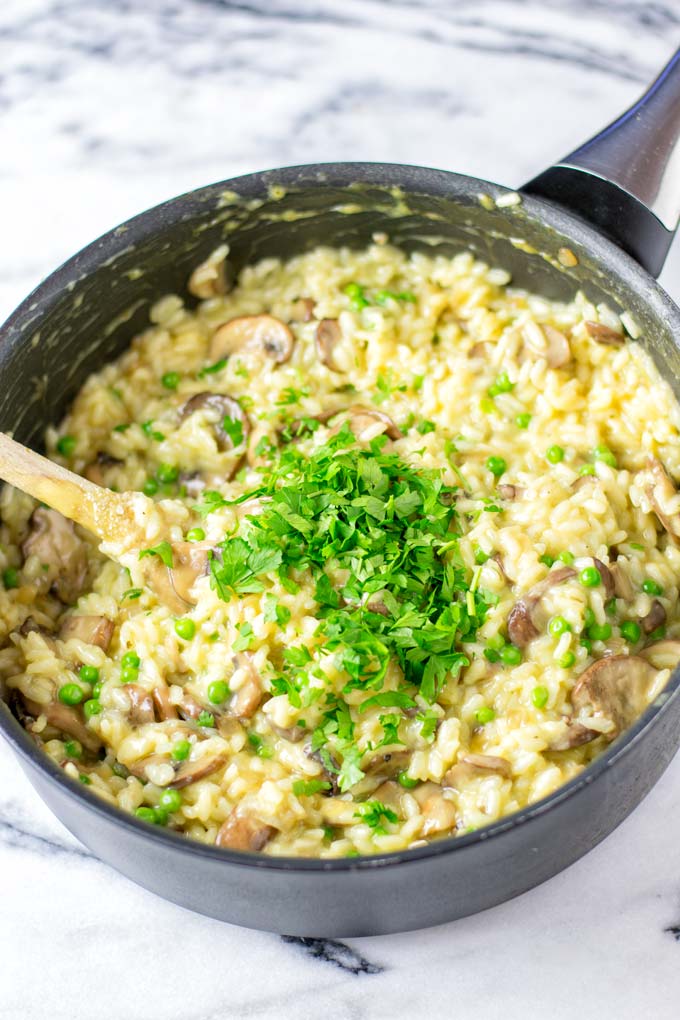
[1,1,680,1017]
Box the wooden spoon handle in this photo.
[0,431,133,543]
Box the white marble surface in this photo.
[1,1,680,1017]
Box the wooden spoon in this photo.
[0,432,209,611]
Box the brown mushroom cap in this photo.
[444,753,512,788]
[152,684,178,721]
[23,695,102,753]
[523,321,571,368]
[22,507,88,603]
[121,684,156,725]
[59,615,114,651]
[507,566,576,647]
[216,809,275,851]
[290,297,316,323]
[547,720,599,751]
[315,319,345,372]
[593,558,615,600]
[640,599,666,635]
[210,314,294,364]
[227,655,263,720]
[571,654,658,736]
[329,405,403,443]
[187,246,231,299]
[585,320,624,345]
[420,791,457,837]
[638,459,680,540]
[177,392,251,453]
[171,752,227,789]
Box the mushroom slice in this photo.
[639,639,680,670]
[637,459,680,540]
[420,791,457,838]
[290,297,316,323]
[610,563,633,601]
[23,696,102,753]
[593,558,615,600]
[187,245,231,299]
[22,507,88,603]
[59,615,114,651]
[640,599,666,635]
[329,405,403,443]
[121,684,156,725]
[171,752,227,789]
[228,655,263,720]
[166,541,212,608]
[216,809,275,851]
[585,320,624,346]
[444,754,512,787]
[315,319,345,372]
[547,721,600,752]
[152,684,178,721]
[305,744,341,795]
[210,314,294,364]
[571,654,658,736]
[270,722,307,742]
[497,484,522,501]
[177,392,251,453]
[523,321,571,368]
[507,566,576,647]
[372,780,402,810]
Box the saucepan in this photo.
[1,49,680,937]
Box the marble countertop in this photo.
[1,1,680,1017]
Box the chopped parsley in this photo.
[198,358,228,377]
[292,778,331,796]
[222,416,244,448]
[355,800,398,833]
[138,541,174,569]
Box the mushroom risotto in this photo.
[2,241,679,858]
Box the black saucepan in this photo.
[1,51,680,937]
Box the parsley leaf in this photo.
[138,541,173,568]
[354,800,398,833]
[292,778,331,796]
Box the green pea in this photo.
[593,445,617,468]
[142,478,159,497]
[539,554,555,568]
[587,622,612,641]
[79,774,92,785]
[620,620,641,643]
[156,463,179,484]
[121,651,140,668]
[515,413,532,429]
[558,651,576,669]
[648,626,666,641]
[153,807,169,826]
[78,664,99,685]
[158,789,182,813]
[484,648,500,663]
[171,739,191,761]
[642,578,663,596]
[475,706,496,725]
[579,637,593,653]
[579,566,601,588]
[186,527,205,542]
[546,445,565,464]
[120,665,139,684]
[500,644,522,666]
[162,371,180,390]
[135,807,157,824]
[2,567,19,589]
[584,607,595,628]
[58,683,84,706]
[174,618,196,641]
[532,685,549,709]
[579,464,596,477]
[83,698,102,719]
[487,456,507,478]
[548,616,571,636]
[207,680,230,705]
[56,435,76,457]
[397,772,419,789]
[63,739,83,759]
[91,681,103,699]
[558,551,575,565]
[488,372,514,397]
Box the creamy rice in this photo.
[1,241,679,857]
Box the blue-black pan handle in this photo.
[523,47,680,278]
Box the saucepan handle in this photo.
[523,47,680,278]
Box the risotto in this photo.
[1,240,679,858]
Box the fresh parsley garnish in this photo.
[138,541,174,568]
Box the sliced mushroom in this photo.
[585,320,624,346]
[523,321,571,368]
[593,558,615,600]
[270,722,307,742]
[420,791,457,838]
[315,319,345,372]
[59,615,114,651]
[610,562,634,601]
[497,484,523,501]
[468,341,490,359]
[362,751,411,784]
[305,744,341,795]
[171,752,227,789]
[178,692,208,722]
[547,720,600,751]
[160,541,212,610]
[639,639,680,670]
[227,655,263,721]
[280,408,341,443]
[210,314,294,364]
[444,753,512,788]
[507,566,576,647]
[290,297,316,323]
[187,245,231,299]
[18,616,56,646]
[329,405,403,443]
[121,684,156,725]
[372,780,403,810]
[152,684,178,721]
[178,392,251,454]
[215,809,275,851]
[22,695,102,753]
[22,508,88,603]
[640,599,666,635]
[637,459,680,540]
[571,654,658,736]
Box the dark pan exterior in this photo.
[1,163,680,936]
